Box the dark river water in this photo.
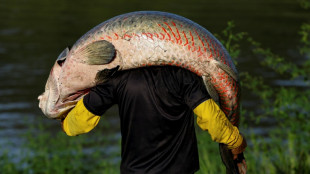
[0,0,309,156]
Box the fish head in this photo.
[38,47,86,119]
[38,40,117,119]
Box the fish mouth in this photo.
[55,88,91,112]
[62,88,91,103]
[38,88,91,119]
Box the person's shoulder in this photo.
[109,66,201,82]
[150,65,196,75]
[164,66,201,81]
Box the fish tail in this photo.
[219,143,239,174]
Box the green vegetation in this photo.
[197,19,310,173]
[1,11,310,174]
[299,0,310,9]
[0,118,121,174]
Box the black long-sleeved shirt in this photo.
[83,66,210,174]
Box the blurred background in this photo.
[0,0,309,173]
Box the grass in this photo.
[0,116,122,174]
[1,121,309,174]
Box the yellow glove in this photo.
[193,99,243,149]
[62,98,101,136]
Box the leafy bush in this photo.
[198,19,310,173]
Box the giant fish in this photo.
[38,11,240,124]
[38,11,242,173]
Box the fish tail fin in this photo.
[215,61,239,82]
[219,143,239,174]
[203,76,219,103]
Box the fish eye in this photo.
[57,47,70,66]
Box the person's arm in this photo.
[194,98,247,174]
[62,98,101,136]
[61,75,117,136]
[193,98,246,151]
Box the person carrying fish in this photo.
[60,65,247,174]
[38,11,247,173]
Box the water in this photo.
[0,0,309,155]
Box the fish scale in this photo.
[39,11,240,127]
[73,11,240,125]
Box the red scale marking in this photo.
[218,44,227,65]
[215,43,220,58]
[154,33,166,40]
[233,104,238,110]
[232,91,238,98]
[142,33,154,40]
[189,31,195,47]
[171,21,182,45]
[133,33,142,40]
[188,45,196,52]
[123,33,132,40]
[197,46,203,57]
[215,42,226,64]
[194,30,206,57]
[223,100,231,105]
[158,23,172,42]
[154,33,159,39]
[106,35,112,40]
[222,106,231,111]
[114,33,119,40]
[207,35,217,59]
[182,31,189,46]
[194,30,204,48]
[203,35,213,58]
[164,22,177,43]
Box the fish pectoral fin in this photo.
[82,40,116,65]
[95,66,120,84]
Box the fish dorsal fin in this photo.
[81,40,116,65]
[203,76,219,103]
[214,61,239,81]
